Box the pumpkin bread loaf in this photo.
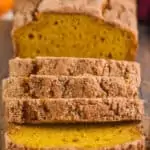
[3,0,144,149]
[5,97,143,124]
[3,75,138,98]
[6,123,144,150]
[13,0,137,60]
[9,57,141,86]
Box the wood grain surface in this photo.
[0,22,150,150]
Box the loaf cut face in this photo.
[13,0,137,60]
[3,75,138,98]
[5,98,144,124]
[9,57,141,86]
[6,123,144,149]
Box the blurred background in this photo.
[0,0,150,149]
[0,1,14,149]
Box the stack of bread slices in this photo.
[2,0,145,149]
[3,57,144,149]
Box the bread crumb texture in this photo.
[8,123,142,148]
[13,0,137,60]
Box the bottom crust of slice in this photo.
[5,134,145,150]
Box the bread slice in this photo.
[9,57,141,85]
[5,123,145,149]
[4,97,143,124]
[13,0,137,60]
[3,75,138,98]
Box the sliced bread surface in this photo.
[6,123,144,149]
[13,0,137,60]
[3,75,138,98]
[5,98,144,124]
[9,57,140,86]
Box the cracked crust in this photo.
[4,97,144,124]
[9,57,141,86]
[5,134,145,150]
[13,0,137,33]
[3,75,138,98]
[13,0,137,58]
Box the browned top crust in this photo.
[5,134,145,150]
[3,75,139,98]
[5,97,144,124]
[9,57,141,86]
[13,0,137,36]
